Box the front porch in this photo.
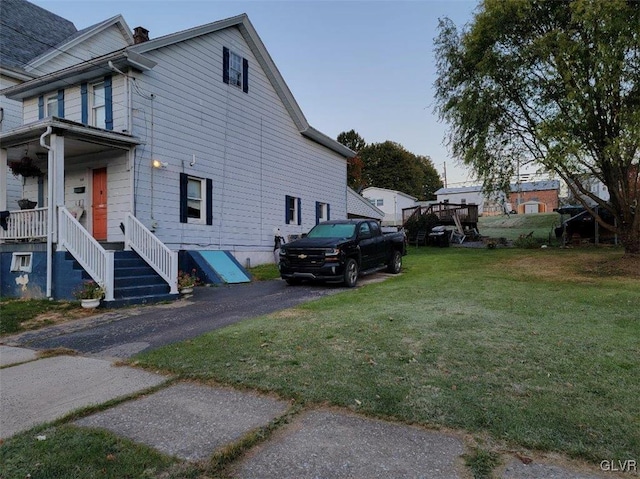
[1,118,179,304]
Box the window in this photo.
[358,222,371,238]
[92,82,106,127]
[187,178,204,220]
[460,198,467,204]
[223,47,249,93]
[376,199,384,207]
[180,173,213,225]
[46,95,58,117]
[11,253,32,273]
[229,52,243,87]
[286,195,301,225]
[316,202,330,224]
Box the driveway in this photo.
[2,279,349,358]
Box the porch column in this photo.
[51,133,64,244]
[0,148,7,211]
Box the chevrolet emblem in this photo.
[298,254,308,259]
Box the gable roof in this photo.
[128,14,354,159]
[347,187,384,220]
[436,180,560,196]
[0,0,77,70]
[362,186,418,201]
[24,14,134,72]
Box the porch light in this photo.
[152,159,168,169]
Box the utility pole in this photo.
[443,162,448,188]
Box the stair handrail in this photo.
[124,213,178,294]
[58,207,114,301]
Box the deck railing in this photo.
[58,207,114,301]
[124,213,178,294]
[0,207,48,241]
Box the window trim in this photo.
[91,81,106,128]
[180,173,213,225]
[286,195,301,225]
[223,46,249,93]
[11,253,33,273]
[315,201,330,224]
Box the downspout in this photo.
[40,126,53,298]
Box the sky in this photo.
[31,0,481,186]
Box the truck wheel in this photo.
[343,258,359,287]
[387,250,402,274]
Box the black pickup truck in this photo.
[278,219,406,287]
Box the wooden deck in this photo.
[402,203,479,228]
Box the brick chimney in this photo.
[133,26,149,44]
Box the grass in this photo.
[0,425,179,479]
[0,298,90,336]
[248,262,280,281]
[478,212,560,241]
[135,247,640,465]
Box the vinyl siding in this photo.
[1,75,24,207]
[21,76,127,132]
[28,25,130,75]
[129,27,346,254]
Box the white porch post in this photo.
[52,133,65,245]
[0,148,7,211]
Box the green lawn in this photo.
[478,212,560,240]
[2,247,637,477]
[135,247,640,464]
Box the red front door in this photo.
[92,167,107,241]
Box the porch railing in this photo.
[0,207,48,241]
[124,213,178,294]
[58,207,115,301]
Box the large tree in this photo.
[337,130,367,191]
[435,0,640,254]
[360,141,442,200]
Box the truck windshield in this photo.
[307,223,356,239]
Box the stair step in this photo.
[114,283,170,299]
[103,293,178,308]
[114,275,166,288]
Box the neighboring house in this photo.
[347,187,384,221]
[0,5,354,304]
[0,0,79,211]
[435,180,560,215]
[362,187,417,226]
[434,185,485,211]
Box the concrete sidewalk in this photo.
[0,346,616,478]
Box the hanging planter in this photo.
[8,157,43,178]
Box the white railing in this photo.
[124,213,178,294]
[0,207,48,241]
[58,207,114,301]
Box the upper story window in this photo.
[81,76,112,130]
[92,82,106,127]
[376,199,384,207]
[46,95,58,116]
[39,90,64,119]
[223,47,249,93]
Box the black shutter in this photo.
[297,198,302,225]
[285,195,291,224]
[315,201,320,225]
[223,47,230,84]
[327,204,331,221]
[57,90,64,117]
[179,173,188,223]
[38,95,44,119]
[104,76,113,130]
[81,83,88,124]
[206,178,213,225]
[242,58,249,93]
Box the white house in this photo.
[0,4,354,304]
[434,185,485,211]
[361,187,417,226]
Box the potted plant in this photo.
[178,269,198,294]
[8,156,43,178]
[75,280,105,309]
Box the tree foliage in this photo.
[434,0,640,254]
[337,130,443,200]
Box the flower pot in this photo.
[17,199,37,210]
[81,298,101,309]
[180,287,194,294]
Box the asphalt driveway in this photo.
[2,279,346,358]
